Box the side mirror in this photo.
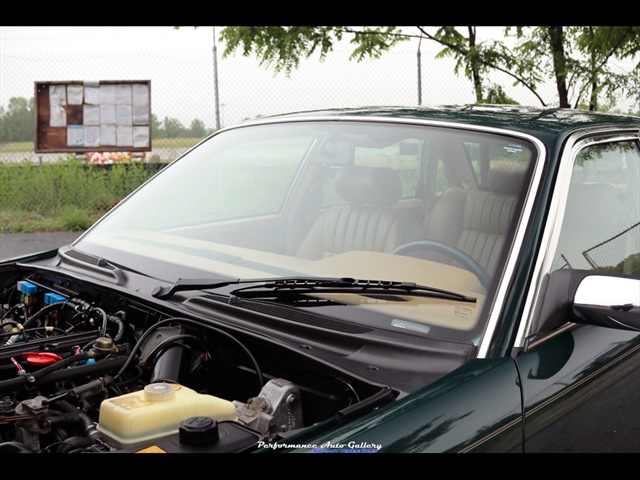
[530,269,640,338]
[573,274,640,332]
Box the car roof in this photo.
[257,104,640,141]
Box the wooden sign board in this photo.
[35,80,151,153]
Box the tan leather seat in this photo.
[419,164,527,276]
[295,166,422,259]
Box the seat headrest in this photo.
[488,164,528,195]
[335,166,402,206]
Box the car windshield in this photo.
[73,119,536,344]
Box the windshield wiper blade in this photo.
[230,277,476,302]
[152,276,475,303]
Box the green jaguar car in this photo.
[0,105,638,453]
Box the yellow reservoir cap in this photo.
[143,383,175,401]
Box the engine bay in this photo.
[0,263,392,453]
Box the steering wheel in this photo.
[393,240,492,290]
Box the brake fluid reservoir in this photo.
[97,383,237,447]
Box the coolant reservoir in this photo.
[97,383,237,447]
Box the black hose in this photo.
[28,357,128,389]
[49,399,101,441]
[22,302,66,329]
[146,333,198,365]
[110,310,127,343]
[114,317,265,393]
[91,307,108,337]
[0,352,89,393]
[0,442,34,453]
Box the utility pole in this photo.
[417,36,422,106]
[213,27,221,131]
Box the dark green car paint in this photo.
[279,358,523,453]
[519,326,640,452]
[279,328,639,453]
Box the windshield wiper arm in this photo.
[152,276,476,303]
[152,277,261,300]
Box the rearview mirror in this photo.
[310,139,355,165]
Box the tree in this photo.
[150,113,163,138]
[151,115,211,139]
[218,26,640,110]
[0,96,35,142]
[188,118,207,138]
[162,117,186,138]
[219,27,408,75]
[573,26,640,110]
[504,26,640,109]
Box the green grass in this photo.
[0,138,198,233]
[0,209,100,233]
[0,158,160,233]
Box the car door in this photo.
[515,133,640,453]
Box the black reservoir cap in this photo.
[179,416,220,445]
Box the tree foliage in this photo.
[154,116,214,138]
[505,26,640,109]
[0,103,212,143]
[218,26,640,111]
[189,118,208,138]
[150,113,163,139]
[162,116,186,138]
[0,97,35,142]
[219,26,408,75]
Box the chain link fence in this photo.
[0,27,579,165]
[1,27,636,231]
[584,222,640,275]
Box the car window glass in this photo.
[552,141,640,276]
[211,137,309,217]
[434,157,450,194]
[99,133,313,230]
[321,138,422,207]
[464,141,533,189]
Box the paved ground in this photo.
[0,231,84,261]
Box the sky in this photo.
[1,27,225,125]
[1,27,637,130]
